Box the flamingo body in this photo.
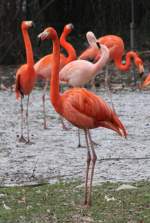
[16,64,36,97]
[58,87,126,135]
[34,54,65,79]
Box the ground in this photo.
[0,87,150,186]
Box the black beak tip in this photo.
[96,42,101,49]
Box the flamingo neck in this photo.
[114,51,139,71]
[79,47,98,60]
[60,32,76,64]
[22,27,34,66]
[50,33,61,110]
[92,46,109,75]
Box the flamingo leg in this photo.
[77,129,99,148]
[87,129,97,206]
[77,128,82,147]
[19,96,26,143]
[42,79,49,129]
[105,65,116,113]
[84,129,91,205]
[26,95,30,143]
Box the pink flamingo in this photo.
[59,31,110,87]
[34,23,76,128]
[15,21,36,143]
[38,27,127,206]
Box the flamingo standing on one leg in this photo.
[38,27,127,207]
[15,21,36,143]
[34,23,76,129]
[79,34,144,76]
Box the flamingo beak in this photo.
[96,42,101,49]
[142,73,150,88]
[138,64,144,77]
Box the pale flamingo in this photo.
[34,23,76,129]
[38,27,127,207]
[79,35,144,75]
[15,21,36,143]
[59,31,110,87]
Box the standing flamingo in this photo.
[15,21,36,143]
[79,35,144,75]
[38,27,127,206]
[34,23,76,129]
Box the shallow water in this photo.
[0,86,150,186]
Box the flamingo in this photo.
[38,27,127,207]
[34,23,76,129]
[15,21,36,143]
[79,35,144,76]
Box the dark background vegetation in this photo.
[0,0,150,65]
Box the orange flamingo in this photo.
[15,21,36,143]
[34,23,76,129]
[38,27,127,206]
[79,35,144,75]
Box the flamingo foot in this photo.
[18,135,27,143]
[77,143,86,148]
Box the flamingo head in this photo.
[134,56,144,77]
[141,73,150,88]
[21,21,34,29]
[63,23,74,35]
[86,31,98,49]
[38,27,57,41]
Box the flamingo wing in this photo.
[60,88,127,137]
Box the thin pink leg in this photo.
[87,129,97,206]
[84,129,91,205]
[26,95,30,143]
[19,96,26,143]
[42,79,49,129]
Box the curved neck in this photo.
[50,33,61,109]
[114,51,139,71]
[60,32,76,63]
[22,27,34,66]
[79,47,98,60]
[92,46,109,75]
